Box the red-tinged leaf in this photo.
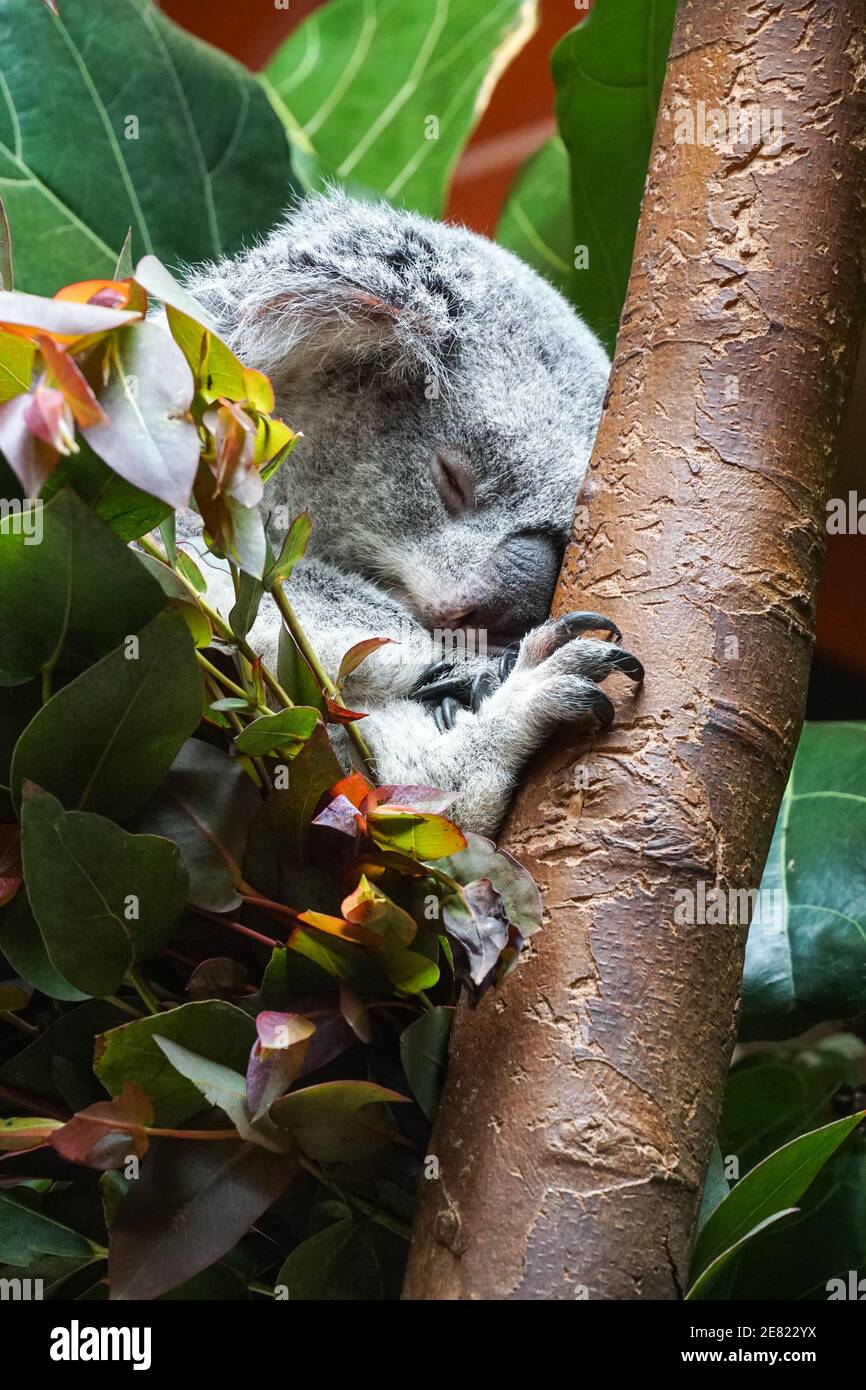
[246,1011,316,1119]
[23,383,76,453]
[203,400,261,506]
[324,696,368,723]
[0,288,137,343]
[54,279,132,310]
[366,808,466,860]
[0,824,22,908]
[0,390,60,494]
[337,637,396,686]
[363,785,458,815]
[339,982,372,1044]
[329,772,373,810]
[0,1116,64,1152]
[42,0,59,14]
[442,878,510,992]
[312,793,365,839]
[296,910,384,949]
[341,875,417,946]
[49,1083,154,1171]
[83,321,199,511]
[109,1137,298,1301]
[37,336,108,428]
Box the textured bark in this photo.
[404,0,866,1300]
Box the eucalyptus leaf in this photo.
[11,609,203,821]
[21,790,189,996]
[497,137,576,300]
[0,1191,97,1267]
[400,1006,453,1120]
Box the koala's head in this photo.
[186,191,609,647]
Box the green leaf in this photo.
[367,808,466,860]
[264,510,312,589]
[84,321,199,511]
[95,1000,257,1127]
[21,790,189,996]
[695,1142,730,1233]
[265,0,537,216]
[270,1078,409,1165]
[400,1006,453,1120]
[497,136,576,299]
[438,829,542,936]
[152,1036,273,1146]
[0,327,33,402]
[244,723,343,887]
[41,443,171,541]
[551,0,677,352]
[742,723,866,1039]
[234,706,321,759]
[275,1217,357,1300]
[689,1112,865,1293]
[277,626,327,718]
[0,894,89,1001]
[109,1137,297,1301]
[0,487,166,686]
[0,998,126,1111]
[229,571,264,640]
[0,0,299,295]
[685,1210,798,1301]
[11,608,203,821]
[131,739,262,914]
[0,1191,97,1266]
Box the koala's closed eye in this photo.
[430,451,476,514]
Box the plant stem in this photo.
[0,1083,70,1121]
[139,533,294,708]
[190,904,280,951]
[197,652,255,705]
[205,675,272,790]
[103,995,144,1019]
[125,964,162,1016]
[298,1155,412,1240]
[270,579,376,775]
[0,1010,38,1037]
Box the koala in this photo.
[182,191,642,836]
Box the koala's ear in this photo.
[183,259,446,387]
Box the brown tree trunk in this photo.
[404,0,866,1300]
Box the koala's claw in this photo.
[470,668,497,712]
[412,672,473,705]
[608,649,644,682]
[432,695,460,733]
[558,610,623,643]
[497,645,519,682]
[591,687,617,729]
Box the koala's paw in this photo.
[413,611,642,736]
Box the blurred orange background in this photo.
[161,0,865,709]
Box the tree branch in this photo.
[404,0,866,1300]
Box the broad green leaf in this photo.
[274,1217,358,1300]
[0,998,127,1112]
[400,1006,453,1120]
[0,487,166,686]
[741,723,866,1039]
[265,0,538,216]
[695,1142,730,1233]
[229,571,264,640]
[720,1036,865,1174]
[11,608,203,821]
[497,136,576,300]
[131,739,262,914]
[0,1191,97,1267]
[0,0,299,295]
[235,706,321,759]
[0,1116,63,1152]
[0,894,89,1001]
[152,1036,279,1148]
[273,1217,404,1300]
[95,1000,257,1127]
[109,1136,297,1301]
[245,723,343,886]
[41,442,171,540]
[551,0,677,352]
[438,829,542,936]
[287,925,392,998]
[84,321,199,511]
[689,1112,864,1288]
[0,326,33,401]
[270,1078,409,1164]
[277,625,327,719]
[685,1209,798,1301]
[21,790,189,996]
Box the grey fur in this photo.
[184,191,630,836]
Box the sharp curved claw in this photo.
[412,674,473,705]
[440,695,460,731]
[593,689,616,730]
[470,668,497,712]
[410,660,454,696]
[497,645,519,682]
[432,703,448,734]
[560,610,622,643]
[611,650,644,683]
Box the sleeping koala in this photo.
[183,191,642,836]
